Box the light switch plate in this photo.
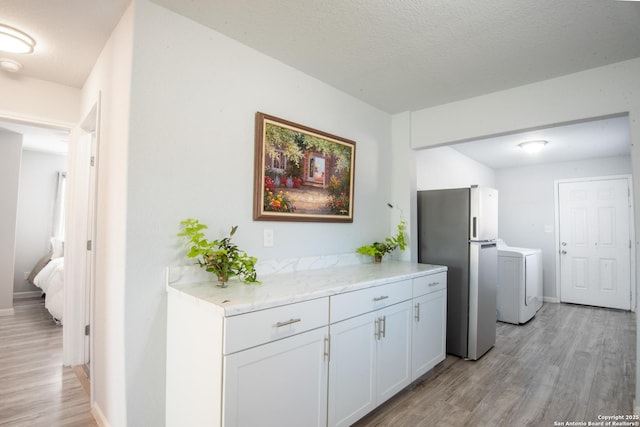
[264,229,274,247]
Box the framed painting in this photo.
[253,112,356,222]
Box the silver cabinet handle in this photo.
[373,295,389,302]
[428,281,439,287]
[324,336,330,360]
[415,303,420,322]
[374,316,387,339]
[275,318,301,328]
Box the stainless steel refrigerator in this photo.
[417,185,498,360]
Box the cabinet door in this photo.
[412,288,447,380]
[328,312,377,427]
[376,300,412,404]
[223,327,328,427]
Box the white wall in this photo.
[77,2,134,425]
[410,59,640,148]
[82,1,393,424]
[0,74,80,128]
[496,156,632,300]
[415,146,496,190]
[0,130,23,315]
[391,112,414,261]
[13,150,67,294]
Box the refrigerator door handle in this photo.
[472,217,477,238]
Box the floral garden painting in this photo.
[253,112,355,222]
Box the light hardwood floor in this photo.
[355,302,636,427]
[0,298,96,427]
[1,299,634,426]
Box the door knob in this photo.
[561,250,567,254]
[561,242,567,246]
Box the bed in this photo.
[32,257,64,323]
[29,238,65,324]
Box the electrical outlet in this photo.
[264,229,274,247]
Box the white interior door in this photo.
[558,178,631,310]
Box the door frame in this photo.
[553,174,636,311]
[63,93,100,394]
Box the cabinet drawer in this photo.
[330,280,412,324]
[224,297,328,355]
[413,272,447,297]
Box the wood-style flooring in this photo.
[0,298,96,427]
[355,302,636,427]
[0,299,634,426]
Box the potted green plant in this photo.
[356,221,407,263]
[178,218,259,287]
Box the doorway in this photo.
[556,176,634,310]
[62,97,100,405]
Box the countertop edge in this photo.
[167,262,447,316]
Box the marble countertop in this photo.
[166,261,447,316]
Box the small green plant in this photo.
[356,221,407,262]
[178,218,259,286]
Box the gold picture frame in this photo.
[253,112,356,222]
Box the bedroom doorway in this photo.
[63,96,100,398]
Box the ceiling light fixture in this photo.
[0,58,22,72]
[518,140,547,153]
[0,24,36,54]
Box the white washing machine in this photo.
[496,241,543,324]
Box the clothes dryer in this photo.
[496,241,543,324]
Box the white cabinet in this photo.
[166,294,329,427]
[327,280,413,427]
[374,300,412,403]
[166,263,447,427]
[411,273,447,380]
[222,297,329,427]
[223,326,329,427]
[327,310,376,426]
[223,297,328,354]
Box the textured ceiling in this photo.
[152,0,640,113]
[1,0,638,160]
[0,0,130,88]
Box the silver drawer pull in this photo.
[428,282,439,287]
[373,295,389,302]
[275,318,301,328]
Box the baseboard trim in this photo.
[13,291,42,300]
[92,402,110,427]
[0,308,15,316]
[543,297,560,303]
[73,365,91,397]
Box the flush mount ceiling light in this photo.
[0,24,36,54]
[518,140,548,153]
[0,58,22,72]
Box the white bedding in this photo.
[33,257,64,323]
